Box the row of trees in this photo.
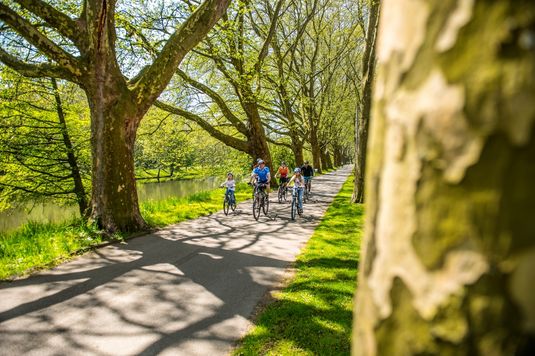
[0,0,359,232]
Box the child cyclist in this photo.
[220,172,236,206]
[288,167,305,214]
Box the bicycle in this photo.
[252,183,269,220]
[290,186,303,220]
[277,181,288,203]
[223,188,237,215]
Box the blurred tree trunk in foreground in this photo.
[353,1,535,355]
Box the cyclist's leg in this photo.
[230,190,236,204]
[298,187,303,210]
[305,177,311,192]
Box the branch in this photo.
[13,0,85,48]
[0,47,78,81]
[254,0,285,73]
[0,3,82,79]
[176,69,249,135]
[266,136,292,149]
[154,100,250,154]
[132,0,231,109]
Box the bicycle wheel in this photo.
[253,196,261,220]
[278,186,284,203]
[223,196,229,215]
[282,185,287,202]
[291,195,296,220]
[231,201,236,211]
[262,193,269,215]
[303,187,309,203]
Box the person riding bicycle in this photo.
[250,159,270,194]
[275,161,290,189]
[220,172,236,206]
[288,167,305,214]
[301,161,314,192]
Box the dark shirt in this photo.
[301,165,314,177]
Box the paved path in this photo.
[0,166,352,356]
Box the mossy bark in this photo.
[353,1,535,355]
[85,81,146,232]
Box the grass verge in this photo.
[0,183,251,280]
[232,176,363,356]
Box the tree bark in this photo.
[320,147,333,170]
[238,81,276,184]
[50,78,89,217]
[85,76,146,232]
[353,1,535,355]
[292,138,305,167]
[309,122,322,173]
[352,0,380,204]
[333,145,343,167]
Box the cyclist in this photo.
[250,158,263,197]
[288,167,305,214]
[276,161,289,189]
[250,159,271,194]
[301,161,314,193]
[220,172,236,206]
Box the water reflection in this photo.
[0,177,220,233]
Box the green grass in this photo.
[140,183,250,227]
[232,176,363,356]
[0,219,104,280]
[0,183,252,280]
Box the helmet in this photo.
[281,161,286,166]
[304,161,309,165]
[258,159,265,164]
[294,168,301,173]
[256,158,263,162]
[227,172,233,177]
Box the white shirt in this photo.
[221,179,236,191]
[290,175,304,188]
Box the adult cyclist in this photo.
[250,159,271,194]
[276,161,289,189]
[301,161,314,193]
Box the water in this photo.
[0,176,221,233]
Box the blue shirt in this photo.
[253,166,270,183]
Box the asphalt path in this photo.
[0,165,352,356]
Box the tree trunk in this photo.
[352,0,380,204]
[242,88,276,185]
[292,139,304,167]
[320,148,333,170]
[333,145,343,167]
[309,123,322,174]
[353,1,535,355]
[51,78,89,217]
[86,78,146,233]
[326,150,334,169]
